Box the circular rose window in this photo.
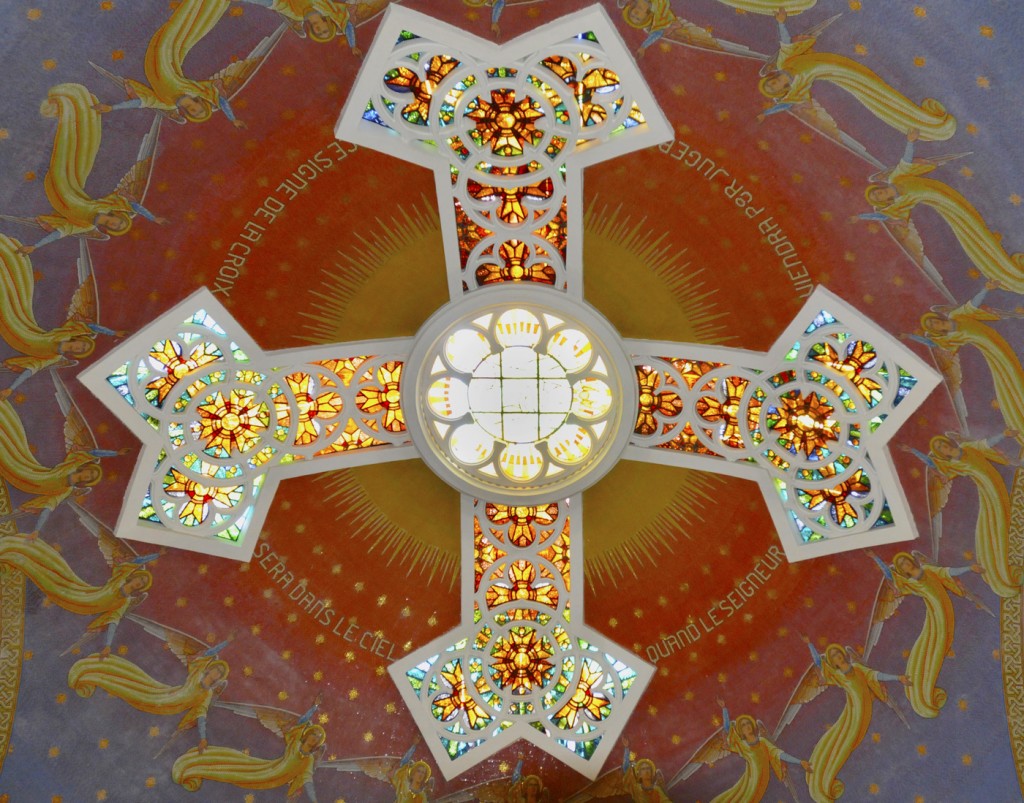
[405,285,635,503]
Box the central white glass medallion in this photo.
[407,285,634,503]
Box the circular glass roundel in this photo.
[405,285,636,503]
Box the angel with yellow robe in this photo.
[0,85,166,252]
[90,5,286,128]
[903,282,1024,441]
[238,0,390,54]
[316,738,436,802]
[862,137,1024,294]
[0,374,128,534]
[667,697,809,803]
[760,11,956,143]
[901,432,1023,598]
[864,550,989,719]
[0,503,157,655]
[564,738,670,802]
[436,755,549,802]
[173,693,325,799]
[0,237,123,394]
[774,637,910,803]
[68,612,232,757]
[617,0,766,60]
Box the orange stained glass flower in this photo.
[486,560,559,611]
[635,366,682,436]
[696,376,757,449]
[433,660,492,729]
[383,54,460,125]
[315,357,367,387]
[146,339,222,404]
[535,202,567,258]
[552,660,610,729]
[475,239,556,286]
[454,199,490,267]
[670,357,721,389]
[490,626,554,693]
[467,89,544,156]
[799,468,870,527]
[769,390,839,458]
[486,502,559,546]
[466,177,555,226]
[659,422,718,457]
[274,372,343,446]
[537,526,571,591]
[355,361,406,432]
[474,522,507,591]
[313,419,383,457]
[812,340,882,405]
[196,389,269,456]
[163,468,244,527]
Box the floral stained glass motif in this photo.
[627,297,937,550]
[90,299,412,555]
[351,22,657,296]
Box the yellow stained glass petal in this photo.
[547,328,593,373]
[571,378,613,420]
[450,423,494,465]
[499,442,544,481]
[495,308,542,349]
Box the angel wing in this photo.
[779,98,886,170]
[435,775,515,803]
[114,115,161,204]
[664,23,768,61]
[125,612,222,667]
[316,754,404,781]
[773,662,827,741]
[52,372,98,455]
[926,464,953,561]
[797,12,843,41]
[666,727,728,789]
[88,61,186,124]
[876,216,957,302]
[349,0,400,27]
[0,215,109,240]
[70,500,139,567]
[563,766,626,802]
[926,344,970,435]
[862,572,904,662]
[213,700,306,739]
[63,239,99,325]
[208,24,288,101]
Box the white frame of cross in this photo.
[78,3,940,779]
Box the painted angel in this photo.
[899,430,1024,598]
[0,372,130,535]
[236,0,391,55]
[564,738,670,802]
[68,610,233,756]
[316,739,436,802]
[0,237,123,395]
[860,134,1024,294]
[617,0,767,61]
[863,549,989,720]
[89,1,286,127]
[667,696,808,802]
[174,693,326,798]
[461,0,544,37]
[0,85,165,252]
[437,755,548,802]
[774,636,910,803]
[0,501,158,656]
[759,11,956,159]
[902,280,1024,443]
